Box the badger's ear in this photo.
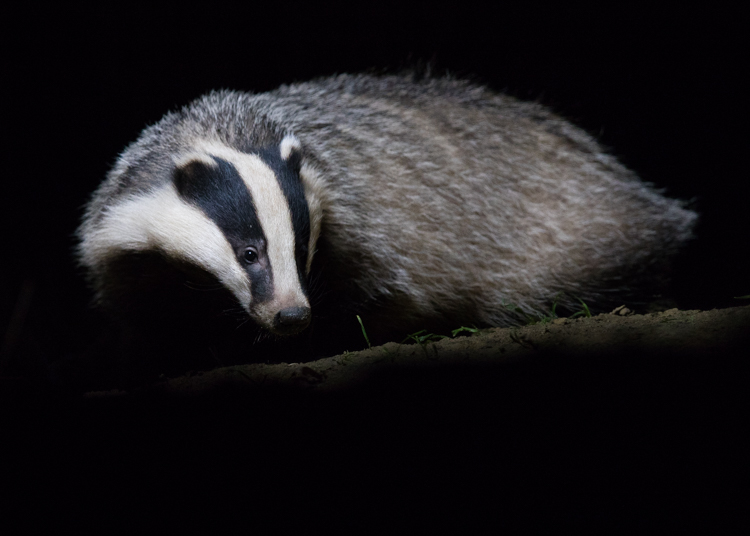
[280,134,302,172]
[172,155,217,201]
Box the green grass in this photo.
[502,295,592,325]
[451,325,481,337]
[356,315,371,349]
[401,330,449,345]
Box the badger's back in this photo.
[79,74,697,363]
[260,75,697,328]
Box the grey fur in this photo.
[78,74,697,345]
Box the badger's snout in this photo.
[272,306,311,335]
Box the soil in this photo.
[85,304,750,398]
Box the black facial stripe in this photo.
[173,157,272,303]
[257,147,311,291]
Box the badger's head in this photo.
[80,135,323,336]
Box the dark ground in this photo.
[2,4,748,532]
[3,307,749,532]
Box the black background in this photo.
[2,3,748,531]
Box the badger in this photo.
[78,74,697,370]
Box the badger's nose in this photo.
[273,306,311,334]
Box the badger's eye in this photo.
[243,248,259,264]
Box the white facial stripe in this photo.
[300,162,324,274]
[80,184,252,310]
[190,141,309,310]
